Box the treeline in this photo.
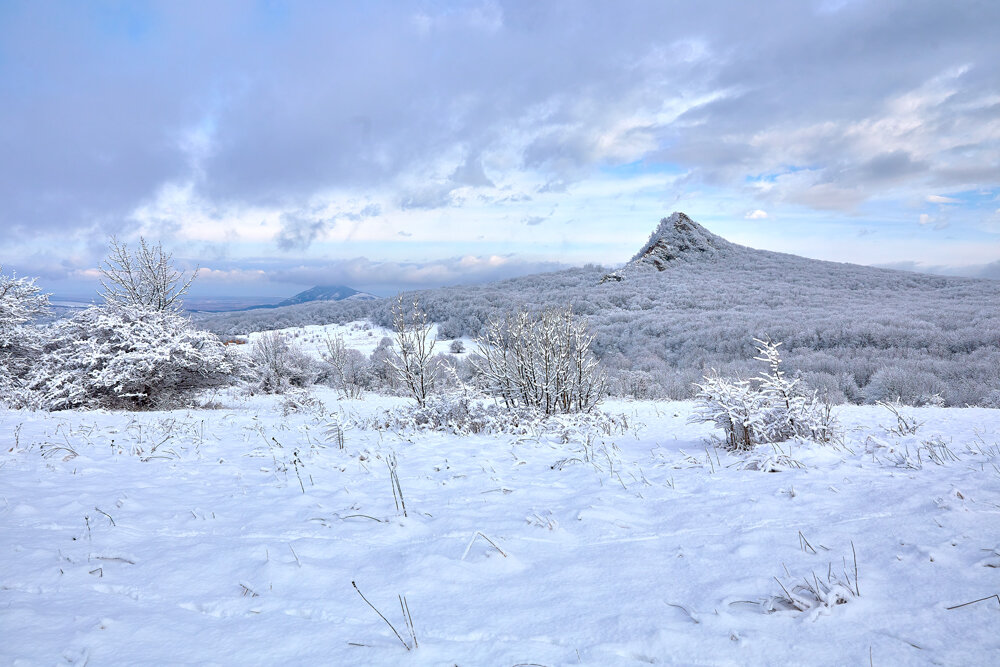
[195,247,1000,407]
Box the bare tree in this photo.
[387,295,437,406]
[100,237,197,312]
[321,333,370,399]
[474,307,605,414]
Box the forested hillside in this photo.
[195,215,1000,406]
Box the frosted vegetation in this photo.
[3,229,1000,663]
[195,215,1000,407]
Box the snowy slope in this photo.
[2,391,999,665]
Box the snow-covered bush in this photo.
[248,331,318,394]
[320,333,372,399]
[28,306,234,410]
[691,338,838,451]
[368,336,397,389]
[474,307,606,415]
[864,365,947,406]
[0,268,50,401]
[362,392,629,437]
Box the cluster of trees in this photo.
[2,241,608,415]
[195,243,1000,407]
[7,230,999,412]
[244,302,607,418]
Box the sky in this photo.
[1,0,998,298]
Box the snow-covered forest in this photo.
[196,215,1000,408]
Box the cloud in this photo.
[275,213,333,251]
[878,260,1000,281]
[274,203,381,250]
[2,1,999,290]
[744,209,768,219]
[926,194,960,204]
[450,154,495,188]
[270,255,570,292]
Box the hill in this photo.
[195,214,1000,406]
[241,285,378,311]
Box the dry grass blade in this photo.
[351,581,412,651]
[946,593,1000,610]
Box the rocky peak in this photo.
[601,212,735,282]
[630,212,732,270]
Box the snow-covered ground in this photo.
[2,390,999,665]
[235,320,474,361]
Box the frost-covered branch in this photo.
[386,296,438,407]
[100,237,197,312]
[474,307,605,415]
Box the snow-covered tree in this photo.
[474,307,605,415]
[387,296,437,406]
[0,268,50,345]
[0,268,51,402]
[28,306,234,410]
[100,237,196,312]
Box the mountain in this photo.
[241,285,378,311]
[196,213,1000,406]
[275,285,378,307]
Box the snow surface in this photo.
[236,320,472,361]
[2,391,999,665]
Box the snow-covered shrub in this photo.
[28,306,234,410]
[449,339,465,354]
[280,389,327,417]
[320,333,371,399]
[368,336,397,389]
[864,365,947,406]
[611,368,665,400]
[387,296,437,406]
[0,268,50,401]
[362,392,630,437]
[691,338,838,451]
[474,307,606,415]
[877,399,923,436]
[249,331,318,394]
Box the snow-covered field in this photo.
[2,390,999,665]
[236,320,474,361]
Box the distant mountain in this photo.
[241,285,378,311]
[275,285,379,307]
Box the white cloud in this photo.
[744,209,768,219]
[926,194,960,204]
